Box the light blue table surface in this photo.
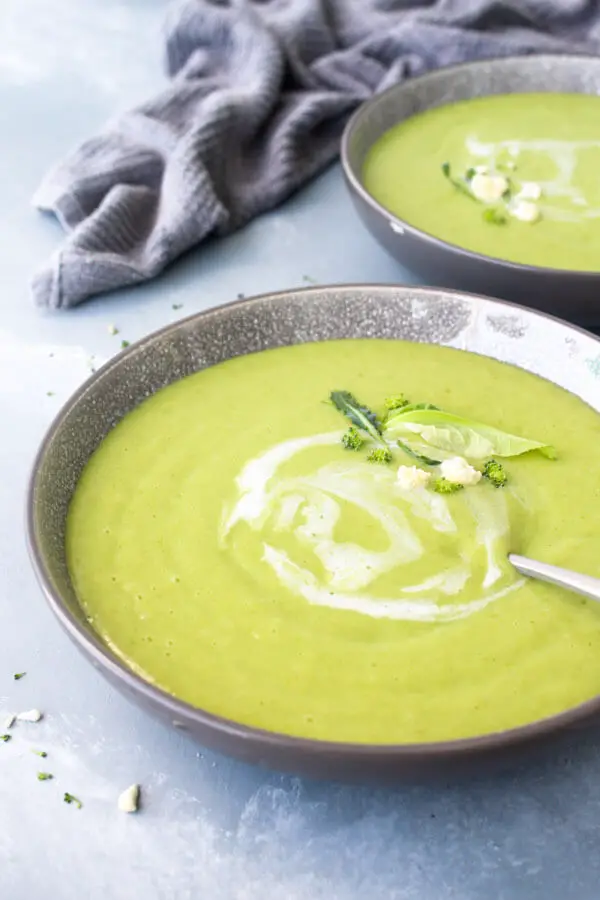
[3,3,600,898]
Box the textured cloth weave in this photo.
[33,0,600,308]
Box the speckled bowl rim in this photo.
[26,285,600,766]
[341,52,600,281]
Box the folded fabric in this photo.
[32,0,599,309]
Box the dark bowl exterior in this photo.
[341,54,600,327]
[26,285,600,781]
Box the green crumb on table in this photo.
[120,340,130,349]
[13,672,26,680]
[46,391,55,397]
[482,458,508,487]
[432,477,464,494]
[64,792,82,809]
[367,447,392,464]
[32,749,47,758]
[107,324,119,335]
[172,303,183,310]
[384,394,409,411]
[341,427,364,451]
[302,274,317,284]
[37,772,53,781]
[0,734,11,742]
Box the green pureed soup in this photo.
[67,340,600,744]
[363,93,600,271]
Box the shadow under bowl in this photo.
[26,284,600,780]
[341,54,600,327]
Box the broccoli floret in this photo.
[482,207,507,226]
[482,459,508,488]
[384,394,409,412]
[431,477,464,495]
[341,427,364,451]
[367,447,392,465]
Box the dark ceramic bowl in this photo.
[342,54,600,327]
[27,285,600,780]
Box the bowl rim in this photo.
[341,51,600,281]
[26,283,600,764]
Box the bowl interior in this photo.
[28,285,600,758]
[344,54,600,204]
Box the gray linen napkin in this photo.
[32,0,600,309]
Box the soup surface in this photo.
[363,93,600,270]
[67,339,600,743]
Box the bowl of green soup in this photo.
[27,285,600,779]
[342,54,600,326]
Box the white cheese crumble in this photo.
[118,783,140,813]
[396,465,431,490]
[3,714,15,730]
[17,709,43,723]
[517,182,542,201]
[439,457,482,486]
[510,200,540,223]
[470,173,509,203]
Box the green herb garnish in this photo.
[482,459,508,488]
[384,407,555,460]
[482,208,507,225]
[441,162,476,200]
[32,749,48,758]
[172,303,183,310]
[396,403,439,414]
[367,447,392,465]
[396,440,441,467]
[1,734,11,742]
[384,395,409,412]
[329,391,383,444]
[120,340,130,349]
[432,478,464,495]
[63,792,82,809]
[13,672,26,681]
[37,772,53,781]
[341,427,364,451]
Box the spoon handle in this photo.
[509,553,600,604]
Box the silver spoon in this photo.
[509,553,600,603]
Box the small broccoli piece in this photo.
[482,207,507,225]
[482,459,508,488]
[431,477,464,495]
[341,427,364,451]
[367,447,392,465]
[384,394,409,412]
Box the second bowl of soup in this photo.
[342,55,600,325]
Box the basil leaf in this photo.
[384,408,555,460]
